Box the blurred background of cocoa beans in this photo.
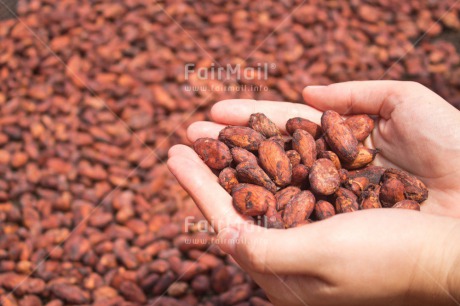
[0,0,459,305]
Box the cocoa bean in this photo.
[231,147,258,165]
[344,115,375,142]
[360,184,382,209]
[380,177,406,208]
[248,113,281,138]
[275,186,301,211]
[258,140,292,187]
[232,184,273,216]
[292,129,317,167]
[314,200,336,220]
[218,127,266,151]
[286,117,322,139]
[383,168,428,203]
[236,162,277,194]
[286,150,301,167]
[283,191,315,228]
[393,200,421,211]
[321,110,359,162]
[218,167,239,194]
[193,138,232,170]
[309,159,340,195]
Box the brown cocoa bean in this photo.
[321,110,359,162]
[268,135,293,151]
[232,184,273,216]
[335,188,359,213]
[291,164,309,188]
[218,126,266,151]
[345,115,375,142]
[292,129,317,167]
[286,150,301,167]
[344,177,370,197]
[275,186,301,211]
[343,147,379,170]
[286,117,322,139]
[258,140,292,187]
[236,162,277,194]
[380,177,406,208]
[383,168,428,203]
[393,200,420,211]
[360,184,382,209]
[283,191,315,228]
[309,159,340,195]
[231,147,258,165]
[315,137,330,155]
[193,138,232,170]
[318,151,341,169]
[348,166,386,185]
[248,113,281,138]
[218,167,239,194]
[314,200,336,220]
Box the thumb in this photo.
[215,223,324,275]
[303,81,435,118]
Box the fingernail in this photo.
[216,227,240,254]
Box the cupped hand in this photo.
[167,81,460,305]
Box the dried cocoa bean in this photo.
[393,200,421,211]
[343,147,379,170]
[344,115,375,142]
[232,184,273,216]
[218,168,239,194]
[321,110,359,162]
[360,184,382,209]
[283,191,315,228]
[380,177,406,208]
[231,147,258,165]
[275,186,301,211]
[258,140,292,187]
[286,117,322,139]
[309,159,340,195]
[383,168,428,203]
[286,150,301,167]
[292,129,317,167]
[344,177,370,197]
[315,137,330,155]
[248,113,281,138]
[314,200,336,220]
[236,162,277,194]
[193,138,232,170]
[291,164,309,188]
[335,188,359,213]
[218,127,266,151]
[318,151,341,169]
[348,166,386,185]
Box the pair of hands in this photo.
[168,81,460,306]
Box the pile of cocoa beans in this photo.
[194,112,428,228]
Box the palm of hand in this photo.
[168,81,460,306]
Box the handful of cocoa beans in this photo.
[193,111,428,229]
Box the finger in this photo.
[211,99,323,129]
[302,81,431,118]
[168,144,215,176]
[167,153,246,232]
[187,121,226,142]
[216,222,325,275]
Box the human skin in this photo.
[168,81,460,306]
